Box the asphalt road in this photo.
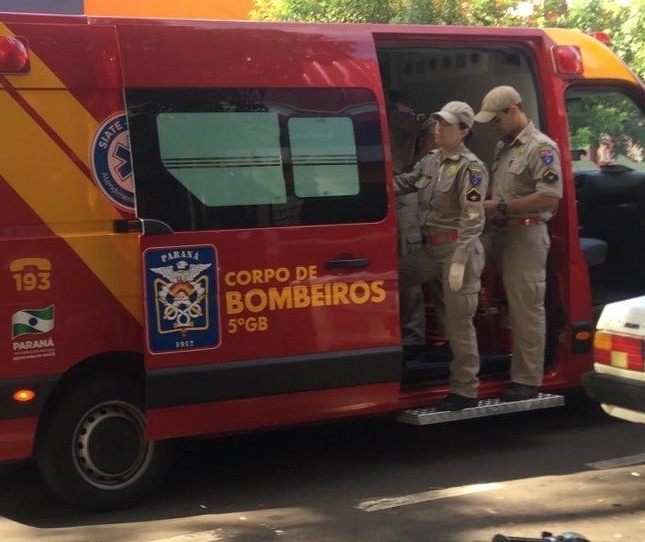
[1,392,644,542]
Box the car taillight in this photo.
[593,331,612,364]
[594,331,645,370]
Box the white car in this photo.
[584,296,645,423]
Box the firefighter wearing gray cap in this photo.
[474,85,563,402]
[394,101,488,411]
[388,100,426,358]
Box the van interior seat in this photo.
[579,237,608,267]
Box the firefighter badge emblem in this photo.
[144,246,219,352]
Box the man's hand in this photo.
[483,199,499,218]
[448,263,465,292]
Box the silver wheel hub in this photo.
[73,400,154,490]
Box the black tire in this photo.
[35,376,172,511]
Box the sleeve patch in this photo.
[538,145,555,166]
[468,168,483,186]
[542,168,559,183]
[466,188,482,202]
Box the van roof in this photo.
[0,12,641,86]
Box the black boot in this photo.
[436,393,479,411]
[501,383,539,402]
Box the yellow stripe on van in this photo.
[0,92,143,325]
[0,23,99,170]
[544,28,641,84]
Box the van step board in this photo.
[397,393,565,425]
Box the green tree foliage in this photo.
[465,0,518,27]
[558,0,645,77]
[610,0,645,81]
[566,91,644,157]
[250,0,645,79]
[250,0,395,23]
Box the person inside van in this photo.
[394,101,488,411]
[388,95,427,360]
[413,118,449,357]
[474,85,563,402]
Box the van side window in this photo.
[288,117,360,197]
[127,88,386,232]
[157,112,286,207]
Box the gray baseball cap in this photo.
[431,101,474,128]
[474,85,522,123]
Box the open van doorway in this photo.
[375,38,564,387]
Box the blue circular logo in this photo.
[91,112,135,211]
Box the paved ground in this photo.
[1,393,644,542]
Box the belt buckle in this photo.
[523,218,531,226]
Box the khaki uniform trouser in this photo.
[397,196,426,346]
[399,241,484,398]
[400,283,426,346]
[484,223,550,387]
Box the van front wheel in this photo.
[35,377,172,511]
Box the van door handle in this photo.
[113,218,174,234]
[325,257,370,269]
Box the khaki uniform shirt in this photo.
[491,121,563,220]
[394,143,488,266]
[388,109,420,174]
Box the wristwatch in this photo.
[496,198,508,216]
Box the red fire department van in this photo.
[1,12,644,510]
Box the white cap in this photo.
[431,101,474,128]
[473,86,522,123]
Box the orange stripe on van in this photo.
[0,77,142,326]
[0,23,99,171]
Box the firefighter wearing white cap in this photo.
[474,85,563,402]
[394,101,488,411]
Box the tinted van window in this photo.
[127,88,387,231]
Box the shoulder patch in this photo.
[538,144,556,166]
[466,187,482,202]
[542,168,559,183]
[468,168,483,186]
